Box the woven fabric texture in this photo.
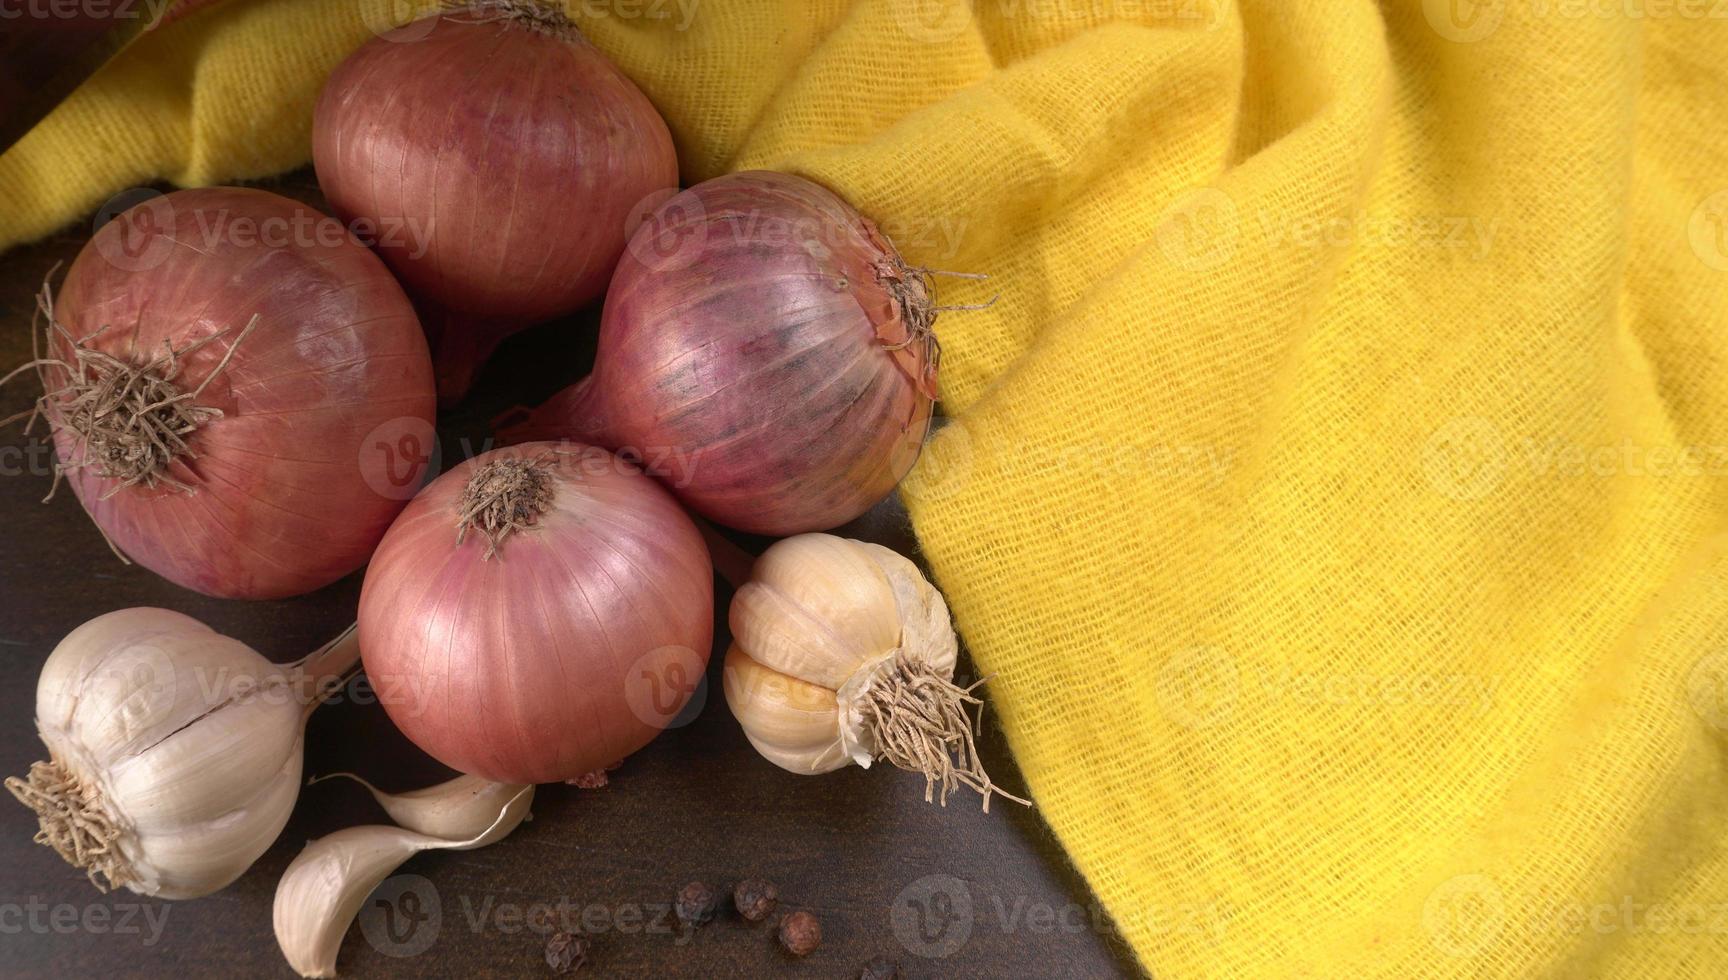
[5,1,1728,976]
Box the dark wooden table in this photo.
[0,172,1139,979]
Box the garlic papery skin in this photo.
[272,786,532,978]
[307,773,533,841]
[5,609,360,898]
[723,534,1027,809]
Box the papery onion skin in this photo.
[499,171,937,535]
[357,443,714,784]
[312,6,680,404]
[45,187,434,600]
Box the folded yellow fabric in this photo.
[7,1,1728,976]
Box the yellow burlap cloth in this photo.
[5,2,1728,975]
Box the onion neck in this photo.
[24,280,260,495]
[423,305,526,407]
[442,0,583,41]
[494,374,609,448]
[455,454,557,559]
[872,253,941,403]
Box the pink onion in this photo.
[498,171,944,535]
[15,187,434,600]
[358,442,714,784]
[313,0,679,404]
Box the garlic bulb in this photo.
[723,534,1028,809]
[273,784,533,978]
[5,608,359,898]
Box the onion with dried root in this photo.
[722,534,1029,811]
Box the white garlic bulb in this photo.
[5,608,359,898]
[722,534,1027,809]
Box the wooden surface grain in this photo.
[0,173,1140,979]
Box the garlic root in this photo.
[273,785,532,978]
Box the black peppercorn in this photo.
[733,878,779,922]
[544,931,589,975]
[859,956,903,980]
[778,910,822,956]
[676,880,720,927]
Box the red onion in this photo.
[499,171,945,535]
[358,443,713,784]
[313,0,679,404]
[14,187,433,600]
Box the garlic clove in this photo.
[855,541,959,676]
[273,825,438,979]
[309,773,534,842]
[729,534,900,688]
[273,787,532,978]
[721,645,852,773]
[134,749,304,900]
